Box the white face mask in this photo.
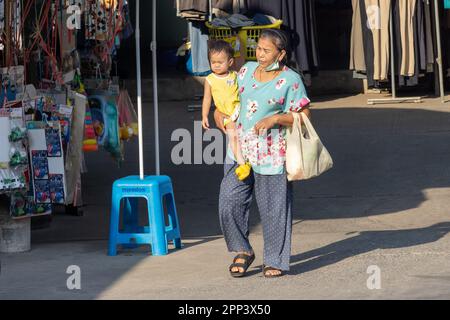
[264,54,282,71]
[265,56,280,71]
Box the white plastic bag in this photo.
[286,112,333,181]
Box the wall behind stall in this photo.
[315,0,352,70]
[117,0,188,79]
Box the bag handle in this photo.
[291,111,311,139]
[288,111,300,133]
[299,111,318,138]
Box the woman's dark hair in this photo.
[207,40,234,60]
[259,29,302,76]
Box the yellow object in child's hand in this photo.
[235,162,252,181]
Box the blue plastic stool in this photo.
[108,175,182,256]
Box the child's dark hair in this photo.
[208,40,234,60]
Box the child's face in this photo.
[210,51,233,75]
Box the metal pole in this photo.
[176,0,180,16]
[208,0,213,21]
[434,0,445,102]
[152,0,161,175]
[135,0,145,179]
[389,4,396,99]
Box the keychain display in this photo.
[31,150,49,180]
[0,107,27,194]
[34,179,51,204]
[46,128,63,157]
[10,190,53,219]
[28,121,67,206]
[49,174,65,204]
[49,104,73,148]
[9,148,28,167]
[10,192,27,218]
[9,127,26,142]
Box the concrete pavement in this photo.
[1,94,450,299]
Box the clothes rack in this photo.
[187,0,214,112]
[368,0,445,105]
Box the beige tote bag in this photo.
[286,112,333,181]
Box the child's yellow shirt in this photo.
[206,71,240,121]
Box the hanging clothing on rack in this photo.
[350,0,366,73]
[416,0,426,72]
[213,0,236,13]
[351,0,439,90]
[398,0,416,77]
[176,0,237,21]
[189,21,210,74]
[423,0,435,71]
[178,0,209,13]
[393,0,430,86]
[364,0,391,81]
[177,0,209,20]
[359,0,375,86]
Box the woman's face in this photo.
[256,37,285,69]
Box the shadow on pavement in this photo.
[288,222,450,275]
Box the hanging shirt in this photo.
[232,61,310,175]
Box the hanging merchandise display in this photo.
[0,0,136,219]
[0,106,27,194]
[0,66,25,107]
[27,121,67,206]
[117,89,138,140]
[65,91,87,205]
[88,93,123,163]
[83,107,99,152]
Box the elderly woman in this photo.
[214,29,311,278]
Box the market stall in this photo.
[0,0,138,222]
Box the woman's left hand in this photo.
[254,115,278,136]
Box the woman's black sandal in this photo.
[263,265,283,278]
[229,253,255,278]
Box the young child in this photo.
[201,40,251,181]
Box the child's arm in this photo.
[202,80,213,129]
